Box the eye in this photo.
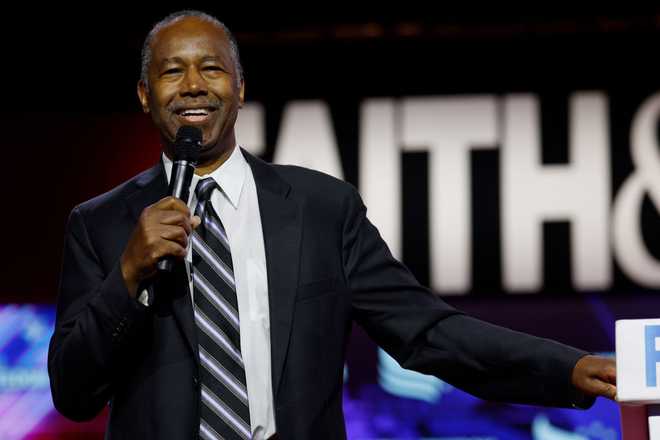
[162,68,182,76]
[203,66,224,72]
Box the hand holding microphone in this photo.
[156,126,202,272]
[120,126,202,296]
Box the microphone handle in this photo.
[157,160,195,273]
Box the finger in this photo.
[146,239,187,265]
[605,361,617,384]
[602,368,617,384]
[156,196,191,216]
[593,379,617,400]
[595,358,617,384]
[159,239,188,260]
[159,225,189,248]
[191,215,201,229]
[605,384,617,400]
[158,211,192,234]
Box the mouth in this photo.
[173,106,218,124]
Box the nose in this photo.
[180,66,207,97]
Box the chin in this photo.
[197,146,225,163]
[198,139,217,154]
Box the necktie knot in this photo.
[195,177,219,203]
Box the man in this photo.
[48,10,617,440]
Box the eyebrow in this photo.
[159,57,183,67]
[160,56,225,65]
[200,56,223,63]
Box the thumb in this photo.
[595,380,617,400]
[191,215,201,229]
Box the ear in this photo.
[238,79,245,108]
[137,80,150,113]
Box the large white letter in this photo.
[501,93,611,292]
[235,102,266,156]
[273,101,344,179]
[401,96,498,294]
[359,99,401,258]
[613,92,660,286]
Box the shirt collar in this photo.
[161,145,247,210]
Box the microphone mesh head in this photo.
[174,126,202,162]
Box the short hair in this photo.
[140,10,243,88]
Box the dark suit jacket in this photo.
[48,150,592,439]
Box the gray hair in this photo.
[140,10,243,89]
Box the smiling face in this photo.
[137,17,244,167]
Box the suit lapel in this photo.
[125,162,198,361]
[244,151,302,400]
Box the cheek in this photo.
[152,109,174,132]
[150,85,176,109]
[211,78,240,101]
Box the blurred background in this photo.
[2,5,660,439]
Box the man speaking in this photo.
[48,10,617,440]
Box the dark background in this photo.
[2,5,660,351]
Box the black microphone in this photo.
[156,126,202,273]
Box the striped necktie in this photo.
[192,177,251,440]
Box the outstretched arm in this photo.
[343,186,614,408]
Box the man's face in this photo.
[138,17,244,164]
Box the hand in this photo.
[571,354,617,400]
[120,196,201,296]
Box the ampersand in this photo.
[613,92,660,286]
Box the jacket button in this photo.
[193,377,200,389]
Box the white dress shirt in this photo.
[152,146,275,439]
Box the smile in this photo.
[174,107,216,123]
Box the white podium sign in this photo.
[617,319,660,403]
[617,319,660,439]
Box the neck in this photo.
[162,131,236,175]
[195,145,235,175]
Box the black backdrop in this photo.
[3,6,660,352]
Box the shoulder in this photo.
[268,163,365,226]
[243,151,363,221]
[274,163,353,193]
[73,164,162,220]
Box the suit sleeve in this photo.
[48,206,149,421]
[342,187,594,409]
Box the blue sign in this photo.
[645,325,660,387]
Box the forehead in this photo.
[150,17,231,63]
